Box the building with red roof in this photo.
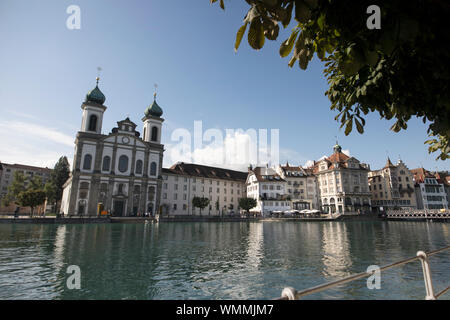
[411,168,448,209]
[310,143,371,215]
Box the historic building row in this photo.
[247,143,372,215]
[13,77,448,216]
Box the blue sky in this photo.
[0,0,447,172]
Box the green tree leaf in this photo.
[235,22,248,52]
[279,30,299,57]
[355,118,364,134]
[248,18,265,50]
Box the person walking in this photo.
[14,206,19,219]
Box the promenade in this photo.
[0,213,347,224]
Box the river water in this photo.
[0,221,448,300]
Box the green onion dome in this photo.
[144,98,163,117]
[85,78,106,105]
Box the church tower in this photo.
[142,92,164,144]
[80,77,107,134]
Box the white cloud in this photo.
[342,149,350,156]
[0,120,74,168]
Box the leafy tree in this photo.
[212,0,450,159]
[2,171,26,206]
[50,156,70,209]
[44,181,58,212]
[238,197,257,214]
[28,175,43,191]
[1,193,13,207]
[17,190,46,217]
[192,196,210,216]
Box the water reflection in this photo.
[321,222,352,279]
[0,221,448,300]
[246,223,263,268]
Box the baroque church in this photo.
[61,78,165,216]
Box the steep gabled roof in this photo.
[327,151,350,164]
[410,168,436,183]
[384,157,396,169]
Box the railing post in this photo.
[281,287,297,300]
[416,251,436,300]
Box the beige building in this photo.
[0,162,52,214]
[311,143,371,214]
[161,162,247,215]
[368,158,416,212]
[275,163,319,210]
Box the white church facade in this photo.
[61,78,165,216]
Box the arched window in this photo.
[151,126,158,142]
[102,156,111,172]
[83,154,92,170]
[148,186,155,201]
[79,182,89,199]
[88,114,97,131]
[143,127,146,140]
[80,182,90,189]
[118,155,129,173]
[150,162,157,176]
[135,160,143,174]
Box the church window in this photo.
[118,184,125,195]
[102,156,111,172]
[135,160,143,174]
[151,126,158,142]
[88,115,97,131]
[150,162,157,176]
[83,154,92,170]
[80,182,89,189]
[118,155,129,173]
[148,186,155,201]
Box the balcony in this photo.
[260,194,291,201]
[336,190,372,197]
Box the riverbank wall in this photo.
[0,217,111,224]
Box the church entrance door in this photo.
[147,203,154,216]
[113,200,125,217]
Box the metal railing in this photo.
[277,246,450,300]
[386,209,450,220]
